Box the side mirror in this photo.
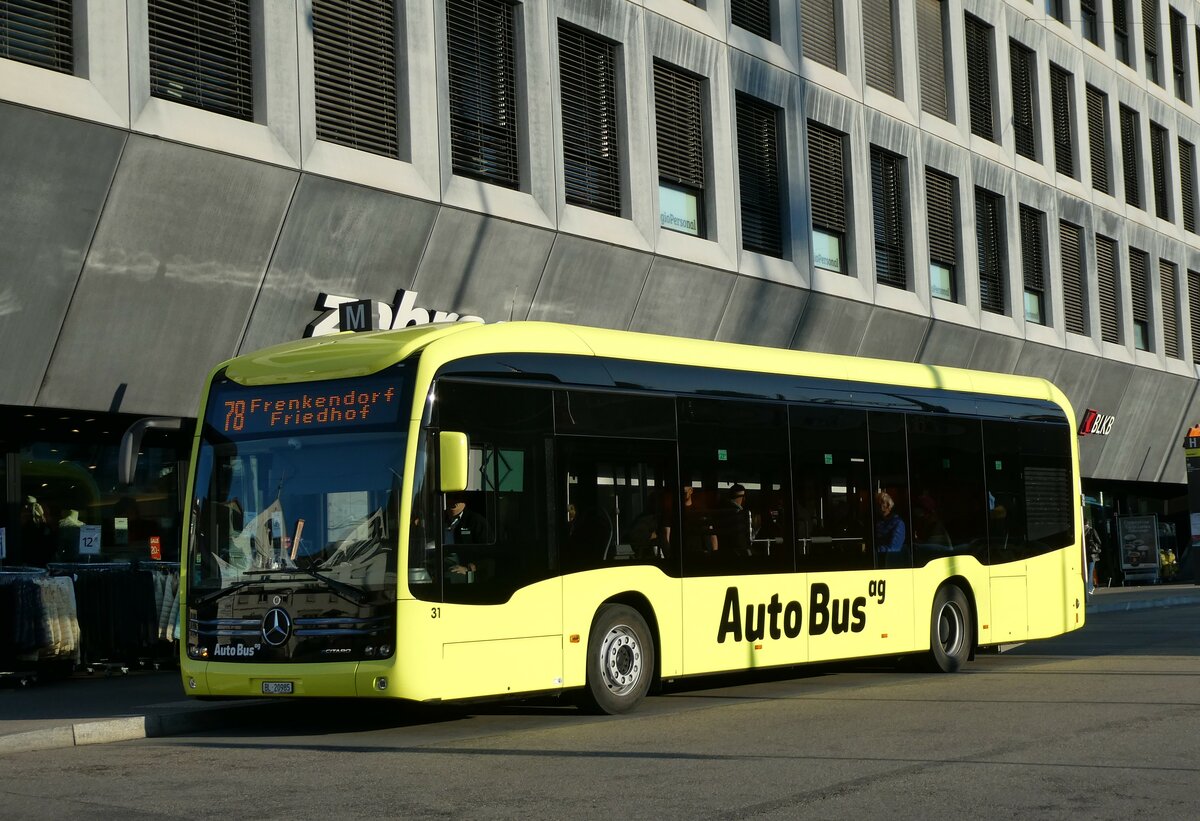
[119,417,184,485]
[439,431,469,493]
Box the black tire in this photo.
[579,603,655,715]
[927,585,971,673]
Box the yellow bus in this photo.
[178,321,1085,713]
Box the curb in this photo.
[1086,594,1200,614]
[0,701,272,756]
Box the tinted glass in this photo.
[554,390,675,438]
[868,412,912,568]
[791,405,873,571]
[678,398,793,576]
[907,415,987,565]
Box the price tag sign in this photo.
[79,525,102,556]
[149,535,162,561]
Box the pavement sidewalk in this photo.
[2,582,1198,755]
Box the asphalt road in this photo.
[2,605,1197,820]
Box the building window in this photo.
[808,121,847,273]
[801,0,838,69]
[148,0,253,120]
[731,0,772,41]
[976,188,1006,315]
[736,93,783,257]
[863,0,897,97]
[1150,121,1171,221]
[0,0,72,73]
[1181,137,1197,233]
[1144,0,1161,85]
[1048,0,1066,24]
[1097,234,1121,343]
[654,61,705,237]
[1049,64,1074,177]
[1060,221,1086,335]
[1189,269,1200,362]
[1020,206,1046,324]
[916,0,949,120]
[1120,104,1141,208]
[447,0,519,188]
[965,15,994,142]
[1086,85,1110,194]
[1081,0,1099,45]
[871,147,906,289]
[1010,41,1037,160]
[1161,259,1181,358]
[1170,7,1188,101]
[312,0,398,158]
[1130,247,1151,350]
[1114,1,1131,65]
[926,168,957,301]
[559,23,620,216]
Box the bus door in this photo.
[557,437,683,680]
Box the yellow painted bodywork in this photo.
[181,322,1085,700]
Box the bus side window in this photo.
[868,411,912,570]
[791,405,873,572]
[906,415,987,565]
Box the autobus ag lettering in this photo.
[718,588,805,644]
[810,583,868,635]
[868,579,886,603]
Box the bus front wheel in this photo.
[580,603,655,715]
[927,585,971,673]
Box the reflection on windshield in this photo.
[191,431,404,597]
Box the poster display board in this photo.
[1116,515,1160,583]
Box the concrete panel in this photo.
[1054,354,1131,478]
[527,234,652,329]
[629,258,734,340]
[0,104,126,406]
[1097,370,1192,482]
[240,175,439,352]
[968,332,1024,373]
[917,322,981,368]
[39,136,298,416]
[790,292,873,356]
[1013,342,1066,382]
[715,277,808,348]
[414,208,555,322]
[1163,381,1200,484]
[857,307,930,362]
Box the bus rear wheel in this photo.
[927,585,971,673]
[579,604,655,715]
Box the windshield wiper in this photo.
[289,565,370,605]
[190,569,369,607]
[190,579,260,607]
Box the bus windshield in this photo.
[189,369,413,604]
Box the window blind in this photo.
[1087,85,1109,194]
[1049,64,1074,177]
[1181,138,1196,232]
[1144,0,1160,84]
[1120,105,1141,208]
[1162,259,1180,358]
[863,0,896,96]
[1010,41,1036,160]
[1189,269,1200,362]
[871,147,906,288]
[559,23,620,215]
[965,15,994,141]
[1150,121,1170,220]
[801,0,837,69]
[1170,7,1187,99]
[1060,221,1086,335]
[916,0,948,119]
[0,0,72,73]
[976,188,1005,314]
[654,61,704,193]
[1097,234,1121,343]
[808,122,846,234]
[731,0,772,41]
[736,93,783,257]
[926,168,956,269]
[148,0,253,120]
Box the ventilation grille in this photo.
[872,147,906,289]
[447,0,519,188]
[1120,105,1141,208]
[736,94,783,258]
[808,122,846,234]
[731,0,772,41]
[965,15,994,141]
[863,0,896,96]
[654,61,704,191]
[559,23,620,215]
[1097,234,1120,343]
[976,188,1005,314]
[312,0,398,157]
[1049,64,1073,177]
[1060,221,1085,335]
[801,0,837,68]
[149,0,253,120]
[0,0,72,73]
[916,0,948,119]
[926,168,956,268]
[1162,259,1180,358]
[1010,42,1036,159]
[1086,85,1109,194]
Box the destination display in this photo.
[206,374,407,437]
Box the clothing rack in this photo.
[1,567,78,687]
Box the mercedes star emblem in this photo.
[261,607,292,647]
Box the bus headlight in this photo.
[379,644,392,657]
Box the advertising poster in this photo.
[1116,515,1160,582]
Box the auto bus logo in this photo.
[261,608,293,647]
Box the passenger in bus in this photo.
[711,484,753,556]
[874,491,906,556]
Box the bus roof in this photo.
[222,321,1071,411]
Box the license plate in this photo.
[262,681,294,695]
